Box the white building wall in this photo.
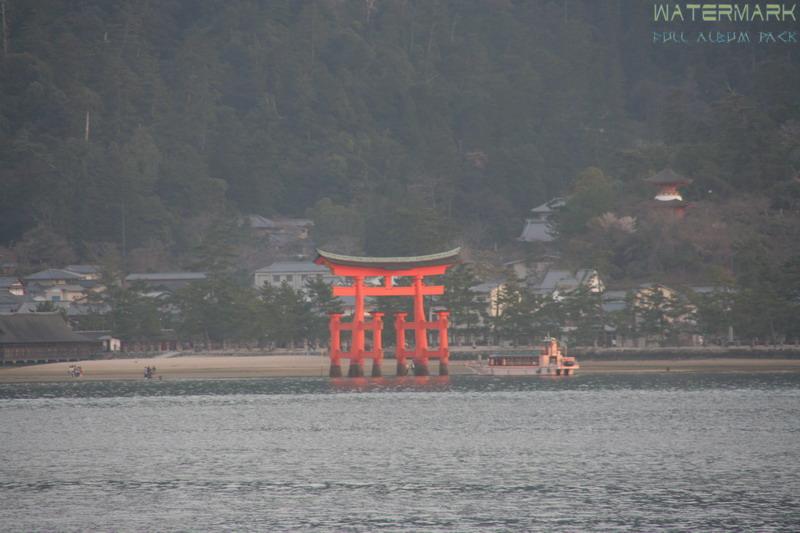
[253,269,335,291]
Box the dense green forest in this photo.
[1,0,799,280]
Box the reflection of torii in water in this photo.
[314,248,460,378]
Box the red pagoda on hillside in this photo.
[315,248,460,378]
[643,168,692,217]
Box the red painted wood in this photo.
[319,260,456,375]
[316,261,451,277]
[332,286,444,297]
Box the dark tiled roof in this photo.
[0,313,94,344]
[256,262,329,273]
[470,281,505,293]
[0,277,21,288]
[529,197,566,213]
[532,269,596,292]
[519,220,555,242]
[76,330,115,341]
[24,269,84,281]
[126,272,207,281]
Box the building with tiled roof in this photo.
[0,313,101,364]
[529,268,604,299]
[65,265,101,280]
[253,261,333,291]
[519,198,564,242]
[24,269,84,284]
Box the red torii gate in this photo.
[314,248,460,377]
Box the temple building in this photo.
[0,313,101,365]
[643,168,692,216]
[519,197,564,242]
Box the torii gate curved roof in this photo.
[315,248,461,270]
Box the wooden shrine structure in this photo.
[644,168,692,217]
[314,248,460,377]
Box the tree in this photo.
[728,283,794,345]
[259,281,313,348]
[692,287,736,344]
[305,276,343,345]
[107,283,162,341]
[438,264,485,342]
[779,255,800,342]
[307,197,365,253]
[0,0,797,299]
[492,278,546,345]
[632,287,688,346]
[170,275,260,347]
[34,301,57,312]
[14,224,77,269]
[553,167,618,239]
[187,213,243,273]
[560,286,604,347]
[364,201,453,256]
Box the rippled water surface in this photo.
[1,374,799,531]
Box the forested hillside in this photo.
[1,0,799,275]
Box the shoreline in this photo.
[0,356,799,383]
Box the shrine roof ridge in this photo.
[315,248,461,269]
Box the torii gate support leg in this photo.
[329,314,343,377]
[371,313,384,377]
[437,311,450,376]
[348,276,366,378]
[395,313,408,376]
[412,275,429,376]
[348,360,364,377]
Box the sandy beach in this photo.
[0,356,799,383]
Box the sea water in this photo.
[1,374,798,531]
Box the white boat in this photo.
[468,338,579,376]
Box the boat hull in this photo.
[468,364,578,376]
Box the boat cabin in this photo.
[488,355,538,367]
